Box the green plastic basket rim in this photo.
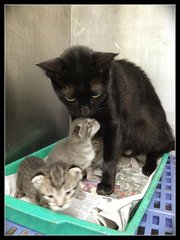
[5,140,169,235]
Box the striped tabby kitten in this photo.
[46,118,100,180]
[15,156,83,211]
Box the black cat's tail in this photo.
[164,123,175,152]
[168,139,175,151]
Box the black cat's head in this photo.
[36,46,118,118]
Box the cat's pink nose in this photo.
[81,106,90,116]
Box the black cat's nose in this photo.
[80,106,90,117]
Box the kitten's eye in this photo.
[91,92,101,99]
[65,97,76,102]
[47,195,54,198]
[66,191,71,195]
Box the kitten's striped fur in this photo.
[15,157,83,211]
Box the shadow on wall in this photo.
[6,6,71,164]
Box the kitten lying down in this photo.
[14,156,85,211]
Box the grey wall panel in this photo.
[5,6,71,163]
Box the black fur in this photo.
[37,45,174,195]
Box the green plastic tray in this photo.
[5,140,169,235]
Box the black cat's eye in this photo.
[65,96,76,102]
[97,68,104,74]
[91,92,102,99]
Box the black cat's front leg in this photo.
[97,121,121,195]
[142,152,160,176]
[97,162,117,195]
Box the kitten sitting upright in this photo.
[46,118,100,180]
[15,156,84,211]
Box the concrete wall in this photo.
[71,5,175,134]
[5,5,71,163]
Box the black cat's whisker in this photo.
[96,103,107,111]
[97,105,106,110]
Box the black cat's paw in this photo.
[96,182,114,195]
[142,165,156,176]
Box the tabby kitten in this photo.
[37,45,174,195]
[46,117,100,180]
[15,156,83,211]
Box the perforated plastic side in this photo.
[136,155,176,235]
[5,220,42,236]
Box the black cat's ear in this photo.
[36,57,63,74]
[93,52,119,68]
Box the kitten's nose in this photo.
[80,106,90,117]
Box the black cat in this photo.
[37,45,174,196]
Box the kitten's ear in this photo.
[31,174,45,190]
[72,125,82,138]
[36,57,63,74]
[93,52,119,68]
[68,166,83,180]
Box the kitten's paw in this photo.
[142,165,156,176]
[96,182,114,195]
[40,202,49,208]
[14,191,26,198]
